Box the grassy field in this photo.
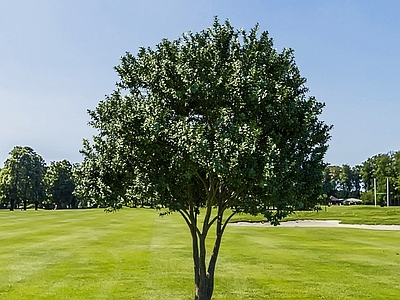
[284,205,400,225]
[230,205,400,225]
[1,207,400,299]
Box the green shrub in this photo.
[360,190,374,205]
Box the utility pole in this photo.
[387,177,390,207]
[374,178,377,207]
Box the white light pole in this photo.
[374,178,377,207]
[387,177,390,207]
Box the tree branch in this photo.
[221,211,237,234]
[178,209,191,228]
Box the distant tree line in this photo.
[2,146,400,210]
[0,146,82,210]
[322,164,362,200]
[0,146,157,210]
[323,151,400,206]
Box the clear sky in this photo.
[1,0,400,167]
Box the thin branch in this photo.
[188,202,202,237]
[209,214,219,227]
[202,174,218,236]
[178,209,192,228]
[194,169,209,195]
[221,211,237,234]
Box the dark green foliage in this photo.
[0,147,77,210]
[0,146,46,210]
[360,152,400,205]
[44,160,76,209]
[78,18,331,300]
[323,164,361,199]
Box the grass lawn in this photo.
[284,205,400,225]
[1,207,400,299]
[230,205,400,225]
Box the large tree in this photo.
[1,146,46,210]
[44,160,76,209]
[79,19,331,300]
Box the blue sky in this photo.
[1,0,400,166]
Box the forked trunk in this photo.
[193,216,225,300]
[9,199,15,211]
[181,188,235,300]
[195,275,214,300]
[194,250,216,300]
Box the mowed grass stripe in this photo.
[0,209,196,299]
[1,208,400,299]
[0,210,104,243]
[284,205,400,225]
[217,226,400,299]
[41,213,157,300]
[0,209,158,299]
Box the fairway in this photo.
[1,208,400,299]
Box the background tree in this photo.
[339,164,352,198]
[323,165,340,198]
[0,167,11,208]
[361,158,375,191]
[1,146,46,210]
[44,160,76,209]
[351,165,362,198]
[323,164,362,200]
[360,152,400,205]
[78,18,331,300]
[393,152,400,201]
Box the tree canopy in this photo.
[359,152,400,205]
[79,18,331,300]
[44,160,77,209]
[0,146,46,210]
[0,146,78,210]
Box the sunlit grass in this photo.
[230,205,400,225]
[1,207,400,299]
[285,205,400,225]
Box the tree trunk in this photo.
[194,260,214,300]
[183,191,234,300]
[193,227,222,300]
[71,196,77,209]
[193,209,235,300]
[194,241,219,300]
[9,199,15,211]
